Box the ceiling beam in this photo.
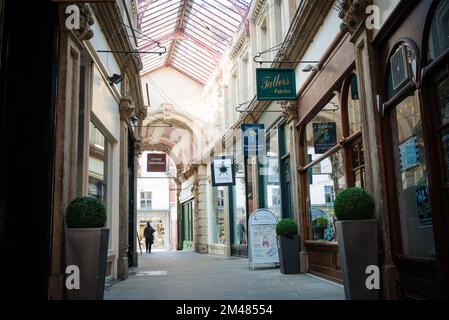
[166,0,192,67]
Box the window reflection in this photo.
[211,186,226,245]
[307,150,346,242]
[305,96,343,164]
[233,160,247,246]
[391,93,436,257]
[348,75,362,135]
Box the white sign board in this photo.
[248,209,279,270]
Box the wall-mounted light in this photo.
[108,74,122,85]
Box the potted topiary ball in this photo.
[65,197,109,300]
[276,219,299,274]
[334,188,379,300]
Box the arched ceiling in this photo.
[137,0,250,84]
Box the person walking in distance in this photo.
[144,222,155,253]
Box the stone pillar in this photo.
[282,102,308,272]
[48,4,94,299]
[117,97,134,280]
[131,138,143,267]
[195,164,209,253]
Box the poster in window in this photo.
[416,185,432,227]
[313,122,337,154]
[399,137,420,172]
[211,156,235,187]
[267,157,279,184]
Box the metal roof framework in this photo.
[137,0,250,84]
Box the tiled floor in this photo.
[104,251,345,300]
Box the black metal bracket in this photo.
[253,52,319,66]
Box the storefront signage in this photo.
[256,68,296,101]
[399,137,420,171]
[248,209,279,269]
[147,153,167,173]
[211,156,236,187]
[241,124,265,157]
[313,122,337,154]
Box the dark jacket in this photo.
[144,226,155,239]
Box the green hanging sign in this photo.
[256,68,296,101]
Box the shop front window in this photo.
[211,185,226,245]
[232,159,247,246]
[391,93,436,258]
[438,79,449,184]
[88,121,110,246]
[427,0,449,64]
[348,75,362,136]
[307,150,346,242]
[262,128,281,219]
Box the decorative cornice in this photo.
[250,0,268,24]
[335,0,372,34]
[134,138,143,157]
[280,102,298,121]
[119,96,135,121]
[230,31,247,61]
[76,4,95,41]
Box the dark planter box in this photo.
[65,228,109,300]
[277,235,299,274]
[336,220,379,300]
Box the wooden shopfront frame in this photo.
[294,32,360,283]
[373,0,449,299]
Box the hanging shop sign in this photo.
[248,209,279,270]
[211,156,236,187]
[147,153,167,173]
[313,122,337,154]
[241,124,265,157]
[256,68,296,101]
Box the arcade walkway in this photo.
[104,251,344,300]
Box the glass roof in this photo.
[137,0,250,84]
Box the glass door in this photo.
[390,93,436,258]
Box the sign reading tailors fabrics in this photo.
[241,124,265,157]
[313,122,337,154]
[211,157,235,187]
[147,153,167,172]
[248,209,279,270]
[256,68,296,101]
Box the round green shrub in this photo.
[334,187,374,221]
[276,219,298,238]
[66,197,107,228]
